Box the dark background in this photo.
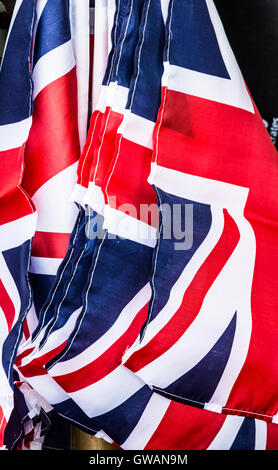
[214,0,278,147]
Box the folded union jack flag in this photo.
[1,0,278,451]
[0,0,37,446]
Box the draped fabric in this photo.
[0,0,277,450]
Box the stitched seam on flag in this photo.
[152,0,173,167]
[222,407,274,419]
[32,208,83,341]
[136,3,173,341]
[17,184,35,214]
[129,0,150,109]
[79,0,124,186]
[114,0,133,79]
[104,133,123,198]
[48,233,107,368]
[7,237,33,386]
[153,387,204,407]
[17,2,36,205]
[166,0,174,66]
[153,387,275,420]
[28,1,36,112]
[153,80,167,165]
[80,110,102,186]
[47,210,107,368]
[139,188,162,342]
[104,0,150,199]
[93,0,134,184]
[39,236,90,350]
[107,0,122,84]
[32,209,82,340]
[56,411,99,434]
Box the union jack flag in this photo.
[0,0,37,446]
[2,0,278,451]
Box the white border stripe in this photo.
[0,116,32,151]
[207,415,244,450]
[103,206,158,248]
[120,113,154,150]
[32,40,75,99]
[29,256,62,276]
[21,373,69,405]
[122,393,170,450]
[255,419,267,450]
[67,365,145,418]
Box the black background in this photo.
[214,0,278,147]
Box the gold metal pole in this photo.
[71,426,119,450]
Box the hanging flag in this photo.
[123,0,278,426]
[0,0,37,446]
[20,0,80,332]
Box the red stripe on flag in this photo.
[0,187,35,225]
[224,218,278,418]
[32,231,70,259]
[15,347,36,366]
[105,137,158,225]
[0,279,15,331]
[0,146,24,199]
[22,68,80,197]
[77,110,104,187]
[145,401,226,450]
[89,108,124,187]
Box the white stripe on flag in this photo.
[32,40,76,99]
[29,256,63,276]
[0,116,32,151]
[66,365,145,418]
[120,112,155,150]
[207,415,244,450]
[255,419,267,450]
[0,211,37,252]
[69,0,90,151]
[32,162,78,233]
[20,373,69,405]
[103,206,157,248]
[121,393,170,450]
[148,163,249,212]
